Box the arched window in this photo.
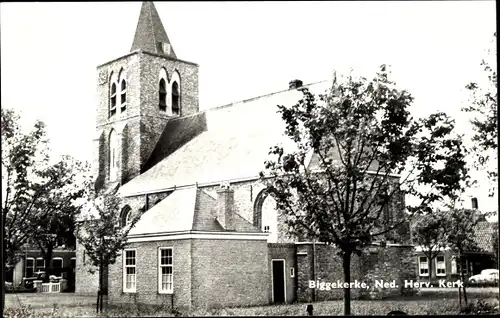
[170,71,181,116]
[109,129,118,181]
[109,71,119,117]
[120,206,132,227]
[159,79,167,111]
[254,190,278,243]
[120,79,127,112]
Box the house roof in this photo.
[129,187,197,235]
[411,214,497,253]
[129,187,261,236]
[119,80,331,197]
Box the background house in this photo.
[6,245,76,291]
[412,199,498,283]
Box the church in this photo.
[75,2,416,311]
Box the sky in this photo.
[1,1,497,213]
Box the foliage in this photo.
[411,210,448,276]
[2,107,49,266]
[76,188,139,271]
[2,107,90,284]
[260,65,468,315]
[462,32,497,196]
[76,185,141,313]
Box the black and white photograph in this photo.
[1,1,498,316]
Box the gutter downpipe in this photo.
[313,239,317,302]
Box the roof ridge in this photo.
[167,79,330,123]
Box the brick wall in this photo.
[295,243,417,302]
[75,241,99,295]
[191,239,268,309]
[108,239,192,311]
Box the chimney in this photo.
[216,182,234,230]
[471,197,479,210]
[289,79,303,90]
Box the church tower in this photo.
[94,1,199,190]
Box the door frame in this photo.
[271,259,286,303]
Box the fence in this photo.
[34,280,63,293]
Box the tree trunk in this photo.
[342,250,352,316]
[428,255,433,284]
[462,257,468,305]
[102,260,109,314]
[44,244,54,283]
[97,261,103,314]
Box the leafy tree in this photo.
[2,108,49,267]
[411,210,448,281]
[261,66,468,315]
[443,208,481,306]
[462,32,497,196]
[76,188,140,313]
[29,156,90,281]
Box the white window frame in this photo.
[418,256,429,277]
[123,249,137,293]
[158,247,173,294]
[290,267,295,278]
[435,255,446,277]
[26,257,35,277]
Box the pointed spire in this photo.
[130,2,177,58]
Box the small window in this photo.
[159,79,167,111]
[36,257,45,272]
[418,256,429,277]
[82,251,86,263]
[263,225,270,233]
[290,267,295,278]
[171,82,180,115]
[120,80,127,112]
[52,258,63,268]
[450,257,457,274]
[70,257,76,269]
[436,255,446,276]
[123,250,136,293]
[26,258,35,278]
[159,248,173,293]
[110,83,117,116]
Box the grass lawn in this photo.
[4,288,499,317]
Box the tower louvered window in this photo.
[110,83,117,116]
[120,80,127,112]
[159,79,167,111]
[172,82,180,115]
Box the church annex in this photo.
[75,2,416,310]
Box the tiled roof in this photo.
[129,187,261,236]
[411,214,496,253]
[474,221,496,252]
[129,187,197,235]
[119,80,331,197]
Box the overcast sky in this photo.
[1,1,497,212]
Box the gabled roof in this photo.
[129,187,261,236]
[119,80,331,197]
[130,2,177,58]
[129,187,197,235]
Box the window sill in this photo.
[123,290,136,294]
[419,274,429,277]
[158,291,173,295]
[436,274,447,277]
